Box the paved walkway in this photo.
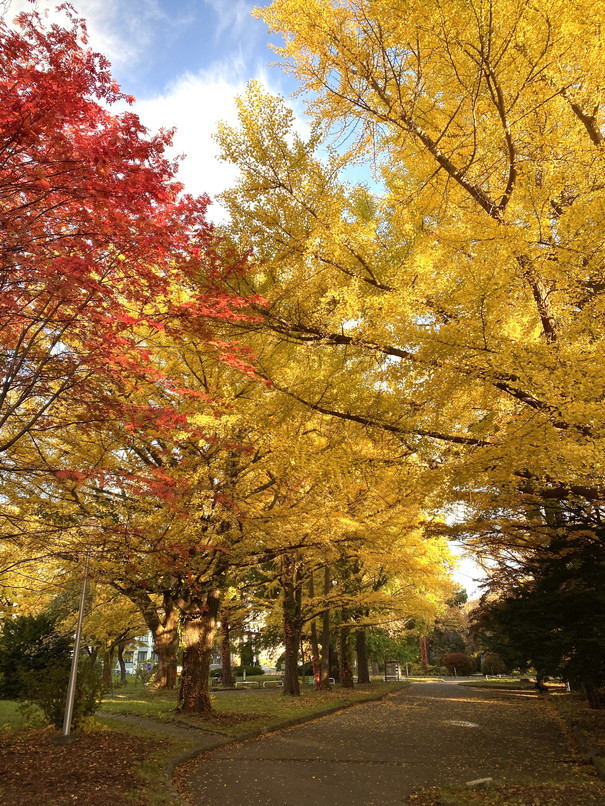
[184,682,585,805]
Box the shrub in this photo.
[441,652,475,675]
[0,613,72,699]
[135,663,156,686]
[233,664,263,676]
[481,652,508,676]
[19,658,103,729]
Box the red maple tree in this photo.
[0,5,249,462]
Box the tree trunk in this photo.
[318,565,331,690]
[356,626,370,684]
[220,608,235,688]
[177,589,221,714]
[310,620,321,688]
[340,617,354,689]
[583,680,604,709]
[420,635,428,670]
[102,647,115,691]
[329,641,340,682]
[152,605,179,690]
[308,573,321,688]
[116,586,179,690]
[282,557,303,697]
[117,640,127,685]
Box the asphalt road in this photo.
[185,681,583,805]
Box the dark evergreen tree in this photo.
[0,612,71,699]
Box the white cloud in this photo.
[133,64,299,224]
[5,0,185,67]
[202,0,257,41]
[133,68,246,222]
[4,0,309,224]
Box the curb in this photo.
[547,695,605,780]
[166,684,406,802]
[570,722,605,779]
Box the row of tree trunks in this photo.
[101,635,131,690]
[116,558,372,709]
[287,562,371,694]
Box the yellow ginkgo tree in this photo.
[216,0,605,559]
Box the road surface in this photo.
[185,681,583,805]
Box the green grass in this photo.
[0,699,45,730]
[101,687,177,719]
[100,679,405,737]
[0,699,22,729]
[458,679,537,690]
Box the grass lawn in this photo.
[458,679,538,691]
[100,679,405,737]
[0,698,45,730]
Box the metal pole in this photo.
[61,552,89,738]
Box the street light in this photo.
[53,551,89,745]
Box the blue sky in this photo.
[9,0,299,218]
[65,0,296,100]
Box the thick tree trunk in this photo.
[282,557,303,697]
[116,586,179,690]
[356,626,370,684]
[582,679,604,709]
[152,605,179,690]
[177,589,221,714]
[318,565,331,690]
[340,617,354,689]
[220,609,235,688]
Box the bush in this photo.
[233,664,263,676]
[481,652,508,676]
[135,663,155,685]
[0,613,72,699]
[19,657,103,729]
[441,652,475,675]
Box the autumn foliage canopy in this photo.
[0,6,247,462]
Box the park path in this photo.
[183,682,586,806]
